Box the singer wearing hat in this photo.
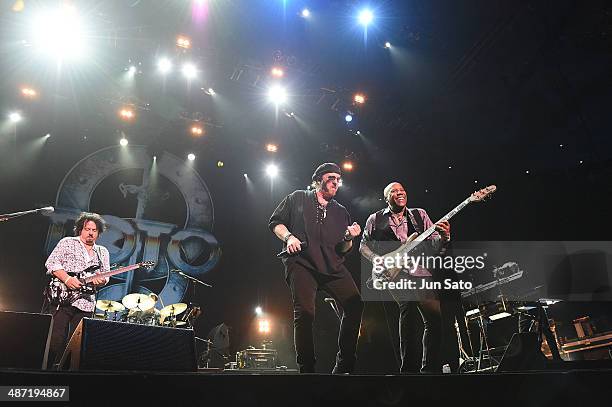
[269,162,363,374]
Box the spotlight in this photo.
[119,108,135,121]
[270,67,284,78]
[9,112,22,123]
[207,88,215,95]
[266,143,278,153]
[128,65,137,75]
[243,173,248,177]
[20,87,38,98]
[153,155,157,161]
[45,133,51,138]
[217,161,224,167]
[182,63,197,79]
[266,164,279,178]
[353,93,366,104]
[301,8,311,18]
[191,125,204,136]
[119,138,128,147]
[384,41,391,48]
[358,9,374,26]
[187,153,196,161]
[342,161,354,171]
[176,35,192,49]
[258,319,271,334]
[345,114,353,122]
[30,4,87,61]
[255,306,263,316]
[158,58,172,74]
[268,85,287,105]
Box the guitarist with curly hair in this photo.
[44,212,110,369]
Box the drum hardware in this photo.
[95,300,125,321]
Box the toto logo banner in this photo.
[44,145,221,307]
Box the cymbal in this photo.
[122,293,155,311]
[96,299,125,313]
[160,303,187,317]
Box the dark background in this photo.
[0,0,611,372]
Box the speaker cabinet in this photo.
[60,318,197,372]
[497,332,548,372]
[0,311,52,369]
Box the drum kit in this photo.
[94,292,197,328]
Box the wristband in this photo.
[343,233,354,242]
[283,232,294,243]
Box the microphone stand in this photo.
[171,270,212,328]
[0,207,54,222]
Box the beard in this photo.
[321,180,337,198]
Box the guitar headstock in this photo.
[139,261,156,269]
[469,185,497,202]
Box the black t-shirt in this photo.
[269,189,352,275]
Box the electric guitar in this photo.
[369,185,496,285]
[44,261,155,306]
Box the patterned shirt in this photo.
[45,237,110,312]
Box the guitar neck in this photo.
[413,198,471,243]
[82,264,142,283]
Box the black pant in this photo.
[398,298,442,373]
[47,305,89,369]
[286,262,364,373]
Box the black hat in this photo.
[312,162,342,181]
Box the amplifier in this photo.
[236,347,277,369]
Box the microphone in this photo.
[40,206,54,213]
[277,241,308,258]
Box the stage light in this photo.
[255,306,263,316]
[217,161,224,167]
[345,114,353,122]
[30,4,87,61]
[384,41,391,48]
[258,319,271,334]
[358,9,373,26]
[266,164,279,178]
[9,112,22,123]
[119,138,128,146]
[353,93,366,104]
[119,108,135,121]
[266,143,278,153]
[45,133,51,138]
[525,170,530,174]
[182,63,197,79]
[270,67,284,78]
[153,155,157,161]
[448,166,452,169]
[356,130,361,135]
[207,88,215,95]
[191,125,204,136]
[187,153,196,161]
[342,161,354,171]
[176,35,192,49]
[301,8,311,18]
[158,58,172,74]
[244,173,248,178]
[20,87,38,98]
[268,85,287,105]
[128,65,137,75]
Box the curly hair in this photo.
[73,212,107,236]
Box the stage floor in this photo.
[2,365,612,406]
